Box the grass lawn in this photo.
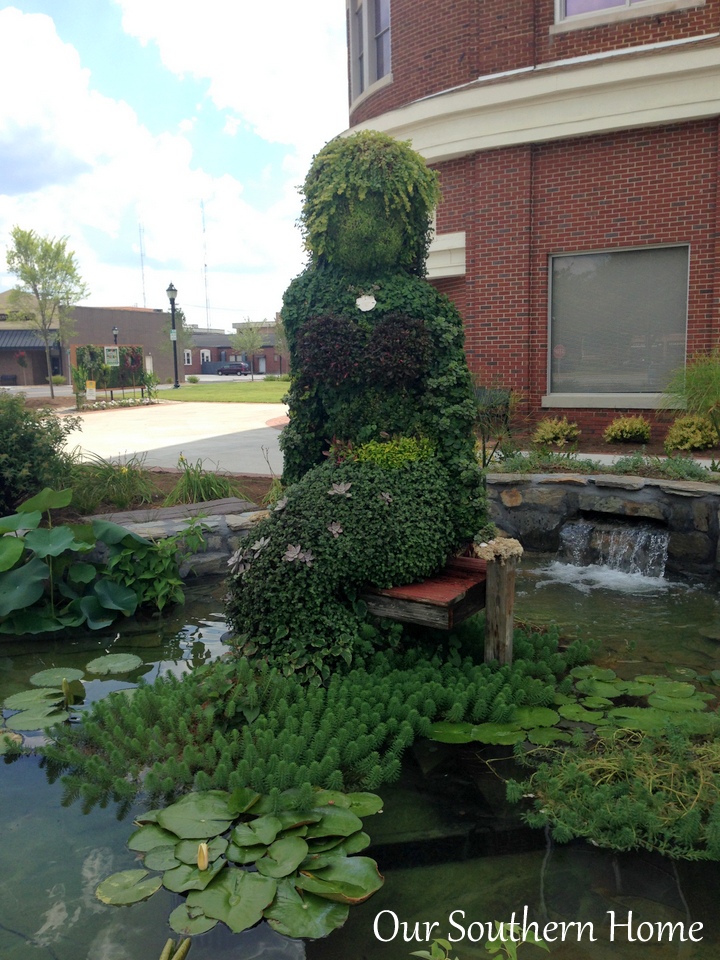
[167,380,288,403]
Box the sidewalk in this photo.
[62,400,287,475]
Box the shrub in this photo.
[164,455,246,505]
[355,436,434,468]
[531,417,580,448]
[662,349,720,445]
[603,415,651,445]
[186,374,199,383]
[664,414,715,453]
[70,452,159,514]
[0,393,79,514]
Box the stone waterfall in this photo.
[558,518,670,578]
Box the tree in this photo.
[160,305,194,360]
[231,319,265,380]
[5,226,89,398]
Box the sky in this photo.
[0,1,349,329]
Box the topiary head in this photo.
[300,131,441,276]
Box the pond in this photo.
[2,561,720,960]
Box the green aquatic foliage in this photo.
[41,627,590,813]
[97,787,384,939]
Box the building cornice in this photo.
[349,38,720,162]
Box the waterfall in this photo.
[558,518,669,578]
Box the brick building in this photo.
[346,0,720,436]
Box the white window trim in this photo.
[347,0,392,106]
[545,243,689,406]
[552,0,704,34]
[183,350,192,366]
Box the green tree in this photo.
[231,319,264,380]
[5,226,89,398]
[160,305,194,360]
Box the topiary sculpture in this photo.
[225,131,486,681]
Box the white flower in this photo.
[283,544,303,562]
[328,522,343,538]
[328,482,352,498]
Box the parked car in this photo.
[216,362,250,376]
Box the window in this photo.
[549,246,688,395]
[183,350,192,366]
[557,0,703,22]
[200,349,211,364]
[348,0,391,102]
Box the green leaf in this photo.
[78,595,118,630]
[304,806,364,839]
[85,653,143,675]
[67,562,97,585]
[265,878,350,939]
[527,728,573,746]
[467,723,526,746]
[92,579,139,615]
[232,815,283,847]
[558,703,606,723]
[23,526,82,558]
[226,842,267,865]
[0,510,41,534]
[256,836,309,879]
[427,721,475,743]
[92,518,148,546]
[96,869,162,905]
[174,836,228,865]
[30,667,84,687]
[168,902,218,936]
[228,786,263,815]
[156,790,235,839]
[295,856,384,904]
[0,558,49,616]
[162,856,226,892]
[185,869,277,933]
[513,706,560,729]
[4,688,62,710]
[0,537,24,572]
[5,707,69,730]
[127,823,178,852]
[19,488,73,513]
[647,694,706,712]
[143,845,181,871]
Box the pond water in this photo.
[2,561,720,960]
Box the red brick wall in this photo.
[429,120,720,436]
[350,0,720,125]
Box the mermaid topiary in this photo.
[225,131,486,682]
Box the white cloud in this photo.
[0,4,348,325]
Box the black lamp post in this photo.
[166,283,180,389]
[112,325,119,345]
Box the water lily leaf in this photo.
[186,869,277,933]
[466,723,525,746]
[4,688,62,710]
[0,537,24,572]
[162,856,226,892]
[574,679,627,699]
[127,823,178,852]
[256,836,309,879]
[96,869,162,905]
[228,786,263,815]
[633,674,669,685]
[226,842,267,865]
[665,666,698,681]
[581,696,614,709]
[92,580,138,616]
[30,667,84,687]
[304,806,363,839]
[156,791,235,839]
[19,488,73,514]
[144,845,181,872]
[85,653,143,675]
[647,694,706,712]
[6,707,69,731]
[0,510,41,533]
[427,721,474,743]
[652,681,696,699]
[0,731,23,754]
[24,526,82,558]
[607,708,672,733]
[296,856,384,904]
[344,792,384,817]
[527,728,573,746]
[0,558,49,616]
[513,707,560,729]
[168,902,218,936]
[265,878,350,939]
[558,703,606,723]
[174,836,228,866]
[232,815,283,847]
[570,665,617,681]
[624,681,654,697]
[303,833,371,868]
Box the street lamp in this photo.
[166,282,180,389]
[112,325,119,345]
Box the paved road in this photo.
[63,400,287,475]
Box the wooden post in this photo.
[484,555,518,665]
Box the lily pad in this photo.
[527,728,573,746]
[295,856,384,904]
[226,841,268,865]
[607,708,672,733]
[513,706,560,728]
[466,723,526,746]
[3,688,62,711]
[256,836,309,879]
[265,878,350,939]
[570,665,617,681]
[156,790,235,839]
[143,845,181,872]
[232,815,283,847]
[581,696,614,709]
[652,681,696,699]
[575,679,629,699]
[186,869,277,933]
[647,694,706,713]
[427,721,474,743]
[168,902,218,936]
[96,869,162,905]
[174,836,228,866]
[85,653,143,675]
[5,707,69,731]
[162,856,226,893]
[304,806,364,839]
[29,667,84,687]
[127,823,177,853]
[558,703,606,723]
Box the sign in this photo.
[552,344,566,360]
[170,329,177,341]
[85,380,96,401]
[104,346,120,366]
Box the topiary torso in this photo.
[226,132,485,682]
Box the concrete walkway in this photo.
[62,400,287,475]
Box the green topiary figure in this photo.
[225,131,486,682]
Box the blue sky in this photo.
[0,1,348,327]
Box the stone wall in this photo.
[487,473,720,580]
